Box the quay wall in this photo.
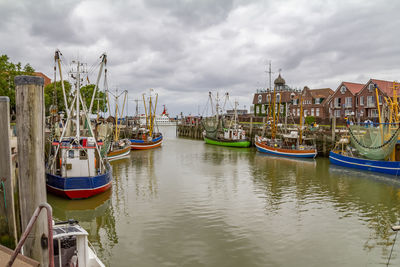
[176,117,347,157]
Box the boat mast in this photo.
[299,91,304,145]
[76,61,81,141]
[271,85,277,139]
[55,50,69,115]
[89,53,107,115]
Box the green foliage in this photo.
[80,84,107,114]
[0,54,35,111]
[305,116,315,125]
[44,80,72,114]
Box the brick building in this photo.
[355,79,395,120]
[34,72,51,87]
[291,87,333,120]
[326,82,364,118]
[252,74,299,117]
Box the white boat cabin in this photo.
[53,221,105,267]
[223,128,247,140]
[55,137,100,177]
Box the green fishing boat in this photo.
[202,92,250,148]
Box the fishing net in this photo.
[349,124,400,160]
[202,117,223,138]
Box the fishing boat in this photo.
[202,92,250,147]
[255,85,317,158]
[46,50,112,199]
[129,89,163,149]
[53,219,105,266]
[330,82,400,175]
[106,89,131,161]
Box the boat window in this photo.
[79,150,88,160]
[68,150,74,158]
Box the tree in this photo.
[79,84,107,114]
[0,54,35,112]
[44,80,72,114]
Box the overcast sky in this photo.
[1,0,400,116]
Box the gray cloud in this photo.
[1,0,400,115]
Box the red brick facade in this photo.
[34,72,51,87]
[326,82,364,118]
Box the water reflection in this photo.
[47,127,400,266]
[49,190,117,265]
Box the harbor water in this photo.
[48,126,400,266]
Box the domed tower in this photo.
[274,74,286,91]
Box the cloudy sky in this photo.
[1,0,400,116]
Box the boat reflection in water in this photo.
[49,189,117,266]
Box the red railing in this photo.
[7,203,54,267]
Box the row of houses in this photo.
[252,74,399,123]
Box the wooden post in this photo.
[262,117,266,136]
[0,96,17,248]
[15,76,49,266]
[250,116,253,137]
[331,116,336,142]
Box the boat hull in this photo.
[329,151,400,175]
[130,135,163,150]
[107,145,131,161]
[46,168,112,199]
[255,140,317,158]
[204,136,250,147]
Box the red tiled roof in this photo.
[371,79,395,97]
[342,82,364,95]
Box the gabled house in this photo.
[291,87,333,119]
[355,79,396,120]
[326,82,364,118]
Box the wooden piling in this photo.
[262,117,266,136]
[331,117,336,142]
[15,76,49,266]
[0,97,17,248]
[249,117,253,137]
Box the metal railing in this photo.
[7,203,54,267]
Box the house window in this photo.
[293,108,296,116]
[367,96,375,107]
[345,110,352,116]
[340,86,346,94]
[258,95,262,103]
[261,105,265,113]
[267,94,271,102]
[334,97,341,108]
[368,83,375,92]
[360,96,364,106]
[280,105,284,113]
[297,108,300,116]
[304,110,308,117]
[334,110,341,117]
[379,95,383,105]
[311,108,314,116]
[316,108,320,117]
[370,109,378,118]
[345,97,352,108]
[315,98,320,104]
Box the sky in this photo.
[1,0,400,116]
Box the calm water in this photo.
[48,126,400,266]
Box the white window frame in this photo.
[316,108,320,117]
[360,96,364,106]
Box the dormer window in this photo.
[340,86,346,94]
[368,83,375,92]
